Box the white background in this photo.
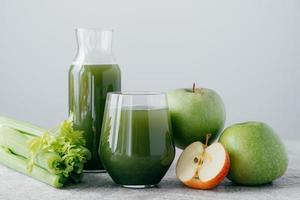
[0,0,299,139]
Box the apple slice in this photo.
[176,141,230,189]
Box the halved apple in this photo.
[176,141,230,189]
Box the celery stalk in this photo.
[0,116,45,137]
[0,146,65,188]
[0,116,91,187]
[0,127,62,174]
[0,127,31,157]
[35,152,62,174]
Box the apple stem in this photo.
[204,134,211,148]
[192,83,195,93]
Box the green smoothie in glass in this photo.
[99,92,175,187]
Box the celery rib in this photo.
[0,116,91,188]
[0,147,65,188]
[0,116,45,136]
[0,127,62,174]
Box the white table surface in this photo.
[0,140,299,200]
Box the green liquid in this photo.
[99,107,175,186]
[69,64,121,170]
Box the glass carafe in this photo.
[69,28,121,172]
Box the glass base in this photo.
[83,169,106,173]
[120,184,157,189]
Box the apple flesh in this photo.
[167,85,226,149]
[219,121,288,185]
[176,141,230,189]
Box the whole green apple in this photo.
[219,121,288,185]
[167,85,226,149]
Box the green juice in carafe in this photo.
[99,107,175,185]
[69,64,121,171]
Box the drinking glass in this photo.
[99,92,175,188]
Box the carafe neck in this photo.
[73,28,116,65]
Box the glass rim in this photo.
[108,91,166,96]
[75,27,114,32]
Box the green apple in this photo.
[219,121,288,185]
[167,84,226,149]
